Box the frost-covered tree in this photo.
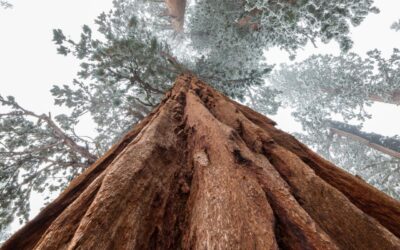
[243,0,379,52]
[187,0,273,92]
[391,19,400,32]
[193,51,273,99]
[188,0,379,55]
[329,120,400,159]
[0,2,179,231]
[0,95,96,230]
[124,0,275,98]
[367,49,400,105]
[107,0,185,37]
[270,50,400,135]
[0,228,10,244]
[268,51,400,199]
[245,84,282,115]
[51,16,179,148]
[184,0,379,97]
[297,122,400,200]
[0,0,12,9]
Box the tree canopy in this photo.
[269,49,400,132]
[267,50,400,199]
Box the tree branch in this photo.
[0,99,97,163]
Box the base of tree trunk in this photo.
[3,74,400,250]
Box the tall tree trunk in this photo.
[3,74,400,250]
[329,121,400,159]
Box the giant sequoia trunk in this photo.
[3,74,400,249]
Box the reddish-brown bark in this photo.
[321,86,400,105]
[3,74,400,249]
[330,127,400,159]
[236,8,262,31]
[165,0,186,32]
[369,90,400,105]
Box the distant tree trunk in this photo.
[236,8,262,31]
[164,0,186,32]
[319,87,400,105]
[369,90,400,105]
[329,121,400,159]
[3,74,400,250]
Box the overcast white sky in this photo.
[0,0,400,232]
[0,0,113,138]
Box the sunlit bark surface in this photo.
[3,74,400,250]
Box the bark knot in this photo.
[193,150,209,167]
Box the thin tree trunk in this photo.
[320,87,400,105]
[329,121,400,159]
[3,74,400,250]
[369,90,400,105]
